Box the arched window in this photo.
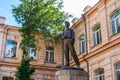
[93,24,102,46]
[5,40,17,57]
[79,35,85,54]
[115,62,120,80]
[45,46,54,63]
[94,68,105,80]
[111,9,120,34]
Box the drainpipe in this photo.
[2,26,8,60]
[1,25,7,60]
[81,14,89,80]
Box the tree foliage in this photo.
[12,0,72,42]
[12,0,72,80]
[15,59,35,80]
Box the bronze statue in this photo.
[60,21,80,68]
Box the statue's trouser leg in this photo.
[64,43,69,66]
[68,43,80,66]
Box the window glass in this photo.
[50,51,54,62]
[94,68,104,80]
[116,71,120,80]
[116,18,120,32]
[112,21,116,34]
[45,46,54,63]
[115,62,120,80]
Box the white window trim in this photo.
[45,50,54,63]
[93,28,101,46]
[79,36,85,53]
[111,12,120,34]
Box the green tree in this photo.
[12,0,72,80]
[15,59,35,80]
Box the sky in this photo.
[0,0,99,27]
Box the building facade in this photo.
[71,0,120,80]
[0,17,62,80]
[0,0,120,80]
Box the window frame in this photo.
[111,9,120,35]
[92,24,102,46]
[115,61,120,80]
[45,47,54,63]
[5,40,17,58]
[94,68,105,80]
[78,35,85,54]
[28,47,36,60]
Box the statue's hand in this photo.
[59,33,65,39]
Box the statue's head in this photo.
[65,21,70,28]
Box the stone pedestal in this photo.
[55,67,88,80]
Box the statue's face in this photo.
[65,21,70,28]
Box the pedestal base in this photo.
[55,66,88,80]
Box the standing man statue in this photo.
[60,21,80,68]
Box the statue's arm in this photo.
[71,29,75,44]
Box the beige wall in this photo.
[0,25,62,65]
[0,24,62,80]
[72,0,120,80]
